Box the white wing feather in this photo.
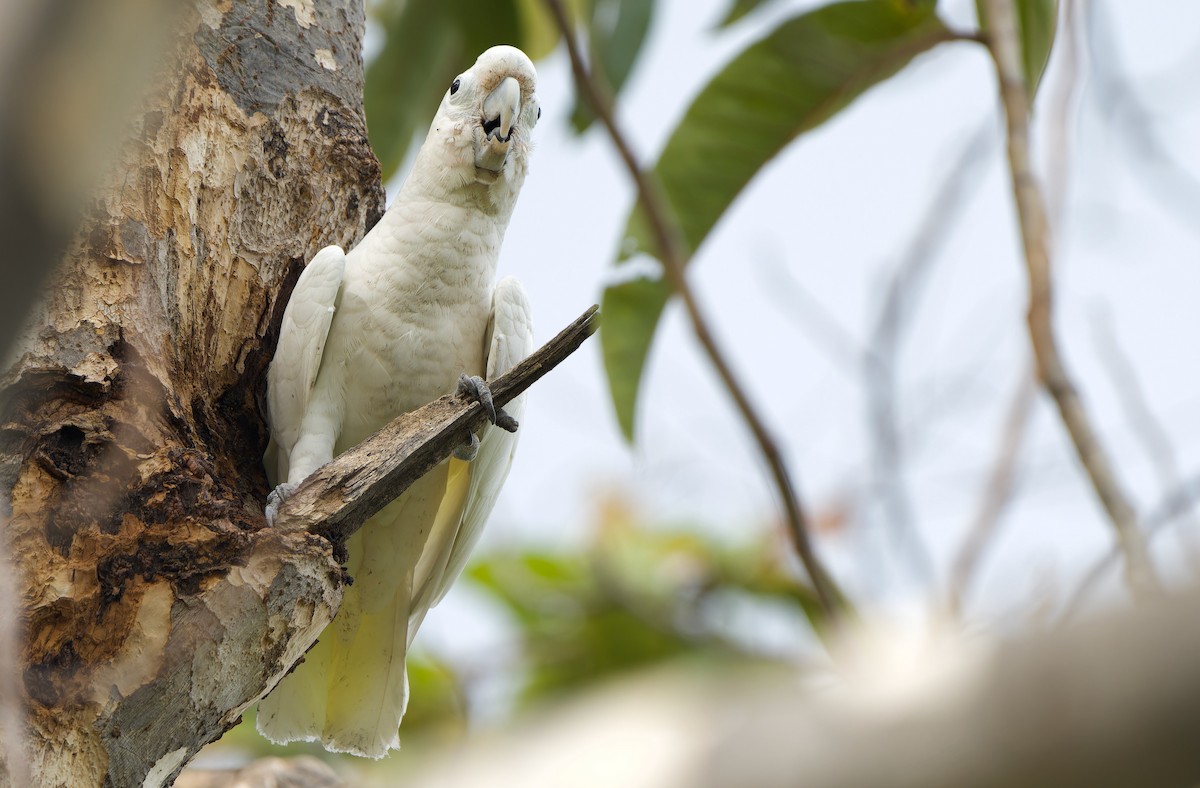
[425,277,533,609]
[264,245,346,484]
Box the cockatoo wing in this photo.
[264,245,347,484]
[413,276,534,613]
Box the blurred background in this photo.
[86,0,1200,781]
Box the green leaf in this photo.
[603,0,953,439]
[515,0,564,60]
[600,275,670,440]
[719,0,775,27]
[364,0,524,182]
[570,0,655,132]
[468,550,711,701]
[364,1,455,182]
[1015,0,1057,99]
[975,0,1058,101]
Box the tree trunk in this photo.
[0,1,384,784]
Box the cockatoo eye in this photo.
[450,78,461,95]
[537,107,541,120]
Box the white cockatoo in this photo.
[256,45,539,758]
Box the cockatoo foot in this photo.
[453,433,480,461]
[457,374,497,423]
[457,374,519,433]
[265,482,298,527]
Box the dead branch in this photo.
[1091,310,1200,565]
[1060,473,1200,624]
[945,366,1036,618]
[979,0,1158,598]
[276,306,599,547]
[866,122,993,586]
[542,0,844,621]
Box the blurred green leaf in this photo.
[975,0,1057,101]
[470,550,705,699]
[515,0,564,60]
[1016,0,1058,99]
[599,275,670,440]
[602,0,953,439]
[401,656,467,737]
[470,552,714,700]
[570,0,655,132]
[468,516,830,703]
[365,0,524,181]
[719,0,775,27]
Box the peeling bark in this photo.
[0,1,383,785]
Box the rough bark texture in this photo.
[0,1,384,785]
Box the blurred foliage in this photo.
[468,501,826,704]
[568,0,655,132]
[601,0,956,439]
[719,0,775,27]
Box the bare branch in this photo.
[979,0,1158,598]
[945,366,1037,619]
[1090,309,1200,565]
[1084,2,1200,240]
[865,122,993,586]
[276,306,599,546]
[541,0,844,620]
[755,257,867,381]
[1060,473,1200,624]
[1043,0,1083,228]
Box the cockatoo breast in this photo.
[328,199,503,450]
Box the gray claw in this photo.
[265,482,298,527]
[496,409,519,433]
[458,373,497,424]
[453,432,480,461]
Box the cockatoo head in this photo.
[423,45,540,193]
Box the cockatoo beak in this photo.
[475,76,522,174]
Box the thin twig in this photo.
[946,0,1082,621]
[756,256,868,381]
[979,0,1158,598]
[1084,2,1200,241]
[866,122,993,586]
[1059,473,1200,625]
[542,0,843,620]
[945,366,1037,619]
[1090,309,1200,568]
[1044,0,1082,230]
